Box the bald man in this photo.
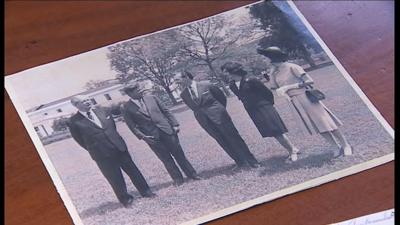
[67,95,155,207]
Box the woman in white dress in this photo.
[257,46,352,158]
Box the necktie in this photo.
[86,111,94,120]
[189,86,198,101]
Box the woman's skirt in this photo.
[289,93,343,135]
[245,103,288,137]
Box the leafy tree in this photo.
[178,17,246,96]
[249,1,324,67]
[51,117,69,132]
[107,30,183,105]
[84,79,114,91]
[214,41,268,78]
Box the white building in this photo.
[27,83,131,138]
[27,81,183,138]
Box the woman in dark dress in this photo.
[256,46,352,158]
[221,62,300,162]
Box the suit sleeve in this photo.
[248,78,275,105]
[154,96,179,127]
[120,104,146,140]
[67,120,87,150]
[209,84,227,107]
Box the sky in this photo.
[6,5,257,111]
[7,47,117,110]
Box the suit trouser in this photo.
[95,150,151,204]
[198,115,259,166]
[149,130,197,182]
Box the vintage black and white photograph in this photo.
[5,1,394,225]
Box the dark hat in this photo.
[220,62,243,74]
[256,46,287,58]
[121,81,141,93]
[180,70,194,80]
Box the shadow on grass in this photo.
[80,152,335,219]
[80,201,122,219]
[79,163,238,219]
[258,151,335,177]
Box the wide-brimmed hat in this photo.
[256,46,287,58]
[220,62,244,74]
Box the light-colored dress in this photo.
[270,62,342,135]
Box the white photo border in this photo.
[4,1,394,225]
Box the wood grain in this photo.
[5,1,394,225]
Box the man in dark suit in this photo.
[121,81,201,187]
[175,71,261,171]
[67,95,155,208]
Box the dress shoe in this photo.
[284,155,293,163]
[249,162,262,168]
[189,175,202,180]
[292,148,300,154]
[122,195,134,208]
[173,180,184,187]
[343,145,353,156]
[231,164,249,172]
[332,147,343,158]
[142,191,157,198]
[290,153,298,162]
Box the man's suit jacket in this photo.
[121,94,179,140]
[180,81,228,125]
[67,108,128,161]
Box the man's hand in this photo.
[143,135,156,145]
[173,126,180,134]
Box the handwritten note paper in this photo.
[332,209,394,225]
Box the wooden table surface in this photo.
[5,1,394,225]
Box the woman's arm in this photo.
[291,65,314,85]
[276,64,314,95]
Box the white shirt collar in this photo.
[129,98,143,105]
[79,109,93,116]
[79,109,103,128]
[190,81,197,88]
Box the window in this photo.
[90,98,97,105]
[57,108,63,113]
[104,94,112,100]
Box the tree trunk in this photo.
[299,44,316,68]
[206,62,231,96]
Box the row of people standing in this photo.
[66,46,352,208]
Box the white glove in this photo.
[276,87,287,97]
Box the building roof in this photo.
[26,83,122,113]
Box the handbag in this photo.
[300,74,325,103]
[300,76,325,103]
